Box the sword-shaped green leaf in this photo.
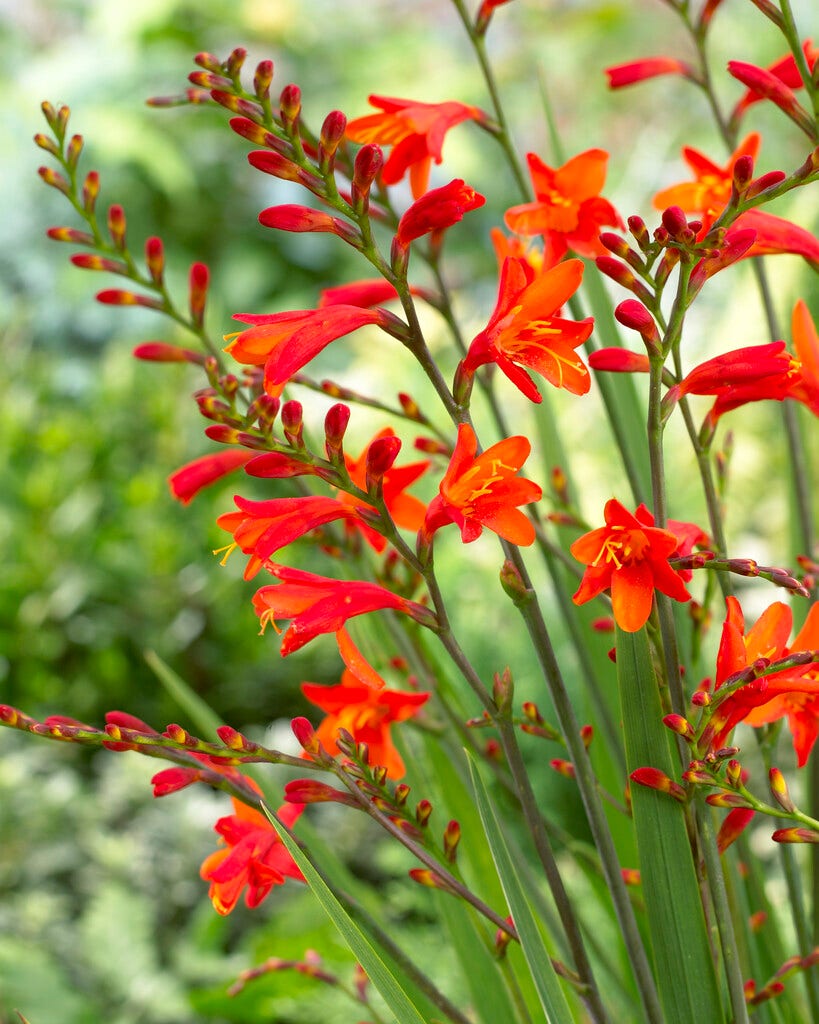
[468,754,576,1024]
[617,624,726,1024]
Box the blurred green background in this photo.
[2,0,817,1020]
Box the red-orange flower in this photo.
[422,423,541,545]
[653,134,819,263]
[200,794,304,915]
[732,40,819,121]
[570,499,693,631]
[505,149,623,259]
[252,565,433,655]
[345,96,487,198]
[225,305,396,397]
[786,300,819,415]
[168,449,255,505]
[461,257,593,402]
[707,598,819,764]
[302,667,429,780]
[216,495,363,578]
[605,56,696,89]
[394,179,485,249]
[337,428,430,553]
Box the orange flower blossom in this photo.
[705,598,819,765]
[252,564,434,655]
[652,133,819,263]
[216,495,364,579]
[394,179,485,250]
[200,789,304,915]
[336,427,430,553]
[422,423,542,546]
[605,56,697,89]
[461,256,593,402]
[301,660,430,780]
[505,149,623,259]
[225,305,403,398]
[168,449,255,505]
[570,499,701,631]
[731,40,819,121]
[345,96,488,198]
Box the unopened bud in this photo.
[630,766,686,801]
[614,299,661,351]
[281,400,304,448]
[280,84,302,131]
[492,667,513,713]
[732,154,754,196]
[352,144,384,211]
[772,827,819,844]
[551,758,576,779]
[319,110,347,171]
[38,165,70,195]
[663,714,695,742]
[769,767,795,812]
[415,799,433,827]
[324,403,351,462]
[291,716,320,755]
[107,204,127,250]
[365,434,401,491]
[188,262,209,326]
[225,47,247,80]
[443,819,461,862]
[499,558,530,604]
[628,215,650,251]
[254,60,274,101]
[661,205,689,240]
[145,236,164,284]
[580,724,593,749]
[82,170,100,212]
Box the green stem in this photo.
[696,804,752,1024]
[500,546,664,1024]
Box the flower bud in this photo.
[772,827,819,844]
[769,767,795,812]
[324,402,351,462]
[351,144,385,212]
[365,434,401,492]
[443,819,461,862]
[291,716,320,755]
[319,110,347,171]
[225,47,247,79]
[281,400,304,448]
[82,170,100,213]
[254,59,274,100]
[107,204,127,250]
[492,667,514,713]
[415,799,433,827]
[630,766,686,801]
[188,262,209,326]
[280,84,302,131]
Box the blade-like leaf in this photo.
[617,624,726,1024]
[265,805,429,1024]
[468,754,576,1024]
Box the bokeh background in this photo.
[1,0,816,1020]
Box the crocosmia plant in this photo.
[7,0,819,1021]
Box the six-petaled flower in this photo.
[422,423,542,546]
[461,256,593,402]
[505,149,623,259]
[570,499,695,631]
[302,665,429,780]
[200,792,304,915]
[346,96,487,198]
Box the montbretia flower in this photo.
[346,96,487,198]
[422,423,542,546]
[225,305,399,397]
[302,668,430,779]
[731,40,819,121]
[706,598,819,764]
[169,449,256,505]
[461,257,593,402]
[337,428,430,553]
[394,179,485,249]
[570,499,694,631]
[200,793,304,915]
[605,56,697,89]
[505,149,623,259]
[252,565,433,655]
[665,342,797,408]
[216,495,363,578]
[653,134,819,263]
[786,300,819,415]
